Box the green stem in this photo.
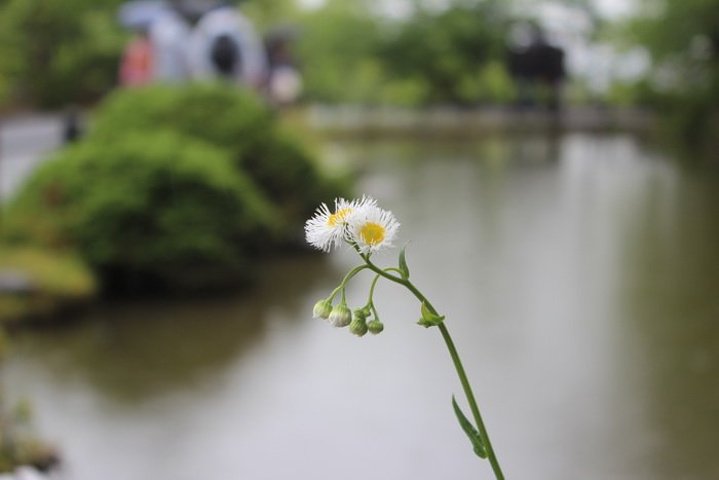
[328,264,369,302]
[364,268,400,312]
[361,254,505,480]
[437,323,504,480]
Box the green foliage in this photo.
[458,61,517,105]
[89,84,348,224]
[452,395,487,459]
[295,0,512,106]
[241,0,302,29]
[3,130,279,282]
[296,0,384,103]
[619,0,719,145]
[0,0,517,108]
[378,2,509,105]
[0,0,126,108]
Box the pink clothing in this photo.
[120,36,153,86]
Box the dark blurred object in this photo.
[507,25,566,112]
[211,34,242,79]
[62,107,83,144]
[265,23,300,69]
[265,24,302,107]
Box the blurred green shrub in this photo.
[0,0,125,108]
[89,84,349,226]
[3,130,280,286]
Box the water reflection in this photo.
[616,171,719,480]
[8,255,339,403]
[4,133,719,480]
[336,133,719,480]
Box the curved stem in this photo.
[361,255,505,480]
[365,273,382,309]
[329,264,369,302]
[437,323,505,480]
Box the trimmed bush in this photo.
[3,130,279,287]
[89,84,349,226]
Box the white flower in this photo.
[347,204,400,254]
[304,197,376,252]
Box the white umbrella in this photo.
[117,0,170,30]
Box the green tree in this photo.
[377,1,509,105]
[295,0,384,103]
[622,0,719,144]
[0,0,126,108]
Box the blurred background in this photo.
[0,0,718,479]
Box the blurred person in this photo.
[62,105,83,144]
[507,24,566,112]
[149,4,192,82]
[119,29,153,86]
[265,25,303,107]
[210,33,242,80]
[187,3,268,90]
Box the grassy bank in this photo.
[0,246,97,325]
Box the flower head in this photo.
[349,315,368,337]
[347,204,400,255]
[367,319,384,334]
[305,197,376,252]
[328,303,352,327]
[313,299,333,319]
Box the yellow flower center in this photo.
[328,208,352,227]
[360,222,385,246]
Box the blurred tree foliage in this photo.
[621,0,718,144]
[295,0,513,105]
[0,0,517,109]
[376,1,510,105]
[240,0,302,29]
[0,0,126,109]
[295,0,385,103]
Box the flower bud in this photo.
[328,303,352,327]
[367,319,384,334]
[313,299,333,319]
[349,316,368,337]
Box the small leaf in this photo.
[418,302,445,328]
[398,244,410,279]
[452,396,487,459]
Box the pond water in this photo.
[4,132,719,480]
